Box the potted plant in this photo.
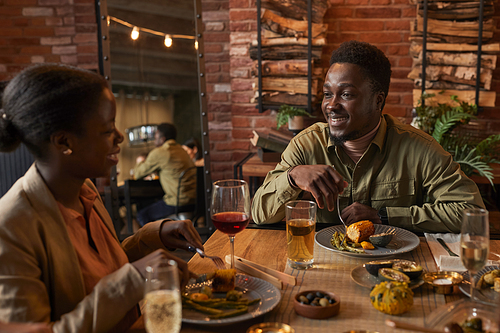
[414,92,500,186]
[276,104,312,131]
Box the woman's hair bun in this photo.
[0,112,22,152]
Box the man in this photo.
[134,123,196,225]
[251,40,484,233]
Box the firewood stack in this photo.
[249,0,330,107]
[408,0,499,107]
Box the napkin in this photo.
[425,233,498,272]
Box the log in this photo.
[253,77,319,95]
[408,65,492,90]
[412,89,496,107]
[249,45,323,60]
[417,2,495,19]
[251,60,323,77]
[413,79,480,90]
[410,50,497,70]
[416,16,494,39]
[409,42,500,54]
[261,0,330,24]
[251,91,318,105]
[261,9,328,38]
[251,37,326,47]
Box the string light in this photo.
[164,35,173,47]
[108,16,196,49]
[131,26,139,40]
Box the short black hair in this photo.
[330,40,392,105]
[0,64,108,159]
[183,137,202,160]
[156,123,177,141]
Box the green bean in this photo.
[184,300,224,315]
[209,307,248,319]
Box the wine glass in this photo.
[144,259,181,333]
[211,179,251,269]
[460,208,489,301]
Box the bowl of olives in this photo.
[293,290,340,319]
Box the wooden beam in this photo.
[251,37,326,47]
[261,0,330,24]
[251,59,323,77]
[408,65,492,89]
[410,50,497,70]
[249,45,323,60]
[416,16,494,39]
[261,9,327,38]
[412,89,496,107]
[254,77,318,95]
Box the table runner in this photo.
[264,237,446,333]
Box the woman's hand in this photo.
[159,220,204,252]
[131,249,195,288]
[0,321,52,333]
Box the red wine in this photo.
[212,212,249,235]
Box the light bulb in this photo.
[164,35,172,47]
[194,40,198,50]
[131,26,139,40]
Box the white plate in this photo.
[315,224,420,258]
[459,265,500,306]
[182,274,281,326]
[350,264,425,290]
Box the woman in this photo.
[0,64,204,332]
[182,137,204,167]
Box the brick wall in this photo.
[0,0,99,82]
[202,0,500,180]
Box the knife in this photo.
[437,238,459,257]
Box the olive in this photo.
[319,298,329,307]
[324,295,331,300]
[306,293,315,302]
[329,298,336,304]
[316,291,325,298]
[310,300,319,306]
[298,295,309,304]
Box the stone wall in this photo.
[202,0,500,181]
[0,0,99,82]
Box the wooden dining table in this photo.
[129,227,500,333]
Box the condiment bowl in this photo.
[423,271,463,294]
[293,290,340,319]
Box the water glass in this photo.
[144,259,181,333]
[286,200,317,270]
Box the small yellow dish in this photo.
[246,322,295,333]
[423,271,463,294]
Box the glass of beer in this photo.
[286,200,317,270]
[144,259,182,333]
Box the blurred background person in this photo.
[134,123,196,225]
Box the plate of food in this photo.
[182,270,281,326]
[425,298,499,333]
[350,259,425,290]
[459,265,500,306]
[315,222,420,258]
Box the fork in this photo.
[337,196,348,246]
[195,248,227,270]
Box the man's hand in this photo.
[341,202,381,225]
[288,165,347,211]
[131,249,195,288]
[159,220,204,252]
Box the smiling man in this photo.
[251,40,484,233]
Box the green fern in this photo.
[416,94,497,185]
[432,111,475,144]
[453,146,494,186]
